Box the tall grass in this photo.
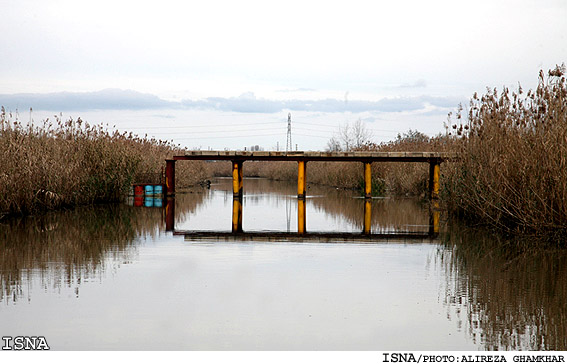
[199,66,567,242]
[444,65,567,239]
[369,130,455,196]
[0,109,207,218]
[202,65,567,242]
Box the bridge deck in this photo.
[174,150,455,162]
[165,150,452,199]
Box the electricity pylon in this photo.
[286,112,292,153]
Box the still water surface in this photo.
[1,178,566,350]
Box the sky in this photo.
[1,0,566,150]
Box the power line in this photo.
[120,120,282,129]
[293,133,330,139]
[170,132,284,140]
[294,126,336,134]
[131,127,286,135]
[295,120,400,133]
[286,113,292,152]
[105,118,402,135]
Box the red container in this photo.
[134,185,144,196]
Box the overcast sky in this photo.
[1,0,566,149]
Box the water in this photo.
[1,178,566,350]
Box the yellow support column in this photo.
[364,162,372,199]
[232,161,243,198]
[297,161,307,199]
[429,161,440,200]
[232,198,243,233]
[298,198,306,234]
[363,199,372,234]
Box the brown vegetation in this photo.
[2,66,565,241]
[368,130,454,196]
[305,66,567,241]
[205,130,449,198]
[207,159,385,195]
[0,110,207,218]
[444,65,567,239]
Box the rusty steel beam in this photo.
[165,159,175,196]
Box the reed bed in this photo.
[183,66,567,241]
[444,65,567,239]
[0,110,207,218]
[367,131,455,196]
[4,67,564,241]
[207,160,298,180]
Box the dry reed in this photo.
[0,110,207,218]
[444,65,567,239]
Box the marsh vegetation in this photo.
[1,66,565,242]
[0,111,207,219]
[444,65,567,240]
[216,66,567,242]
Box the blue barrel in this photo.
[154,185,163,195]
[144,185,154,196]
[153,198,163,208]
[144,197,154,208]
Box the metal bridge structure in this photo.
[164,150,454,237]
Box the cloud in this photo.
[399,79,428,88]
[276,88,318,93]
[0,89,463,114]
[182,93,284,113]
[183,93,462,113]
[0,89,176,111]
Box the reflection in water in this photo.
[297,198,306,234]
[0,177,565,350]
[181,177,438,236]
[363,200,371,234]
[177,178,567,350]
[1,205,138,303]
[307,186,434,235]
[439,225,567,350]
[232,198,243,232]
[0,193,205,304]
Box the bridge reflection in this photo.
[165,196,441,241]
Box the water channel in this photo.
[1,178,566,350]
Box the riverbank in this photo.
[0,109,207,219]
